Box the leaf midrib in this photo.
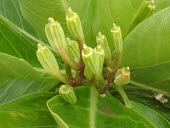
[89,87,97,128]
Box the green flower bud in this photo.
[111,23,122,53]
[66,37,80,60]
[82,45,96,74]
[96,32,111,60]
[59,85,77,104]
[36,44,70,85]
[66,8,84,41]
[114,67,130,86]
[84,66,92,80]
[36,44,59,75]
[129,0,155,31]
[94,45,105,74]
[45,17,66,51]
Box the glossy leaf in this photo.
[0,75,57,104]
[130,62,170,95]
[47,86,155,128]
[130,101,170,128]
[0,92,58,128]
[0,52,50,81]
[122,7,170,69]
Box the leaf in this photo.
[18,0,144,47]
[154,0,170,13]
[0,92,59,128]
[113,85,170,121]
[129,101,170,127]
[47,86,156,128]
[0,15,42,67]
[121,7,170,69]
[0,52,52,81]
[130,62,170,94]
[0,75,57,104]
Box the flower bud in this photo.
[96,32,111,60]
[59,85,77,104]
[111,23,122,54]
[94,45,105,74]
[45,17,66,51]
[114,67,130,86]
[82,45,96,74]
[36,44,59,75]
[129,0,155,31]
[66,8,84,41]
[66,37,80,60]
[36,44,70,85]
[84,66,92,80]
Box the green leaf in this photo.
[0,16,42,67]
[18,0,144,47]
[122,7,170,69]
[130,62,170,95]
[0,92,58,128]
[0,52,50,81]
[154,0,170,13]
[129,101,170,127]
[47,86,156,128]
[0,75,56,104]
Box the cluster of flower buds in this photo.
[36,7,132,104]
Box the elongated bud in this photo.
[36,44,59,75]
[114,67,130,86]
[139,0,155,21]
[111,23,122,53]
[66,37,80,60]
[37,44,70,85]
[129,0,155,31]
[66,8,84,41]
[45,17,66,51]
[96,32,111,60]
[84,66,92,80]
[94,45,104,74]
[59,85,77,104]
[82,45,96,74]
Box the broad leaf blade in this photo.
[0,75,57,104]
[130,62,170,94]
[129,101,170,127]
[0,52,50,81]
[47,86,155,128]
[0,92,58,128]
[122,7,170,69]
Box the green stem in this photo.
[114,84,130,107]
[65,64,72,78]
[54,72,70,85]
[57,49,80,71]
[113,52,122,71]
[105,58,112,68]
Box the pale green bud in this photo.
[66,37,80,60]
[45,17,66,51]
[59,85,77,104]
[114,67,130,86]
[94,45,105,74]
[111,23,122,53]
[36,44,70,85]
[66,8,84,41]
[96,32,111,60]
[84,66,92,80]
[82,45,96,74]
[129,0,155,31]
[36,44,59,76]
